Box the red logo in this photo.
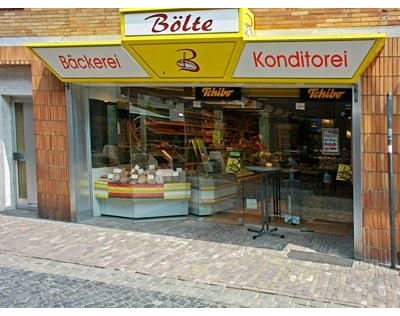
[145,13,213,34]
[176,49,200,72]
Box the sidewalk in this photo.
[0,211,399,307]
[0,252,331,307]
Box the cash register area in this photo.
[90,87,354,237]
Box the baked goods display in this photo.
[94,164,190,200]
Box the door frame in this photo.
[10,96,37,210]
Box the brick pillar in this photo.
[31,59,72,221]
[361,37,400,264]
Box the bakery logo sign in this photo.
[195,87,241,100]
[300,88,352,102]
[176,48,200,72]
[144,13,214,34]
[124,9,239,36]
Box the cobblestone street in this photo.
[0,265,225,308]
[0,253,324,307]
[0,210,399,308]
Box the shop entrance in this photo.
[200,89,354,237]
[88,86,354,239]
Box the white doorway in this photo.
[12,99,37,209]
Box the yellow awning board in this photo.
[26,41,152,83]
[233,38,380,80]
[24,9,386,84]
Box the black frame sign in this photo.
[300,88,352,102]
[195,87,241,101]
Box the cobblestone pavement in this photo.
[0,252,329,308]
[0,211,399,307]
[0,266,224,308]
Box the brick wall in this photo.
[0,46,71,221]
[360,37,400,264]
[0,8,399,37]
[252,8,400,29]
[0,8,119,36]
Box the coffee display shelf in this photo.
[147,127,203,137]
[146,121,214,129]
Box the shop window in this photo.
[87,87,354,232]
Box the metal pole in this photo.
[387,93,396,269]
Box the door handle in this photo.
[13,152,25,161]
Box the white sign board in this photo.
[32,46,149,78]
[322,128,339,154]
[233,40,374,79]
[193,101,202,108]
[246,198,258,210]
[124,9,239,36]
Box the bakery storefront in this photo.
[27,9,385,239]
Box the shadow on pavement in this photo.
[81,215,354,259]
[0,208,354,259]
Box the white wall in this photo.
[0,66,32,210]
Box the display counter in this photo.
[92,167,190,219]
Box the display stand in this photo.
[187,174,238,216]
[246,166,285,239]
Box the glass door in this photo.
[13,101,37,209]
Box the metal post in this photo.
[387,93,396,269]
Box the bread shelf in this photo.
[146,121,213,129]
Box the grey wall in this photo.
[66,84,92,222]
[0,66,32,211]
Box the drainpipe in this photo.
[387,93,396,269]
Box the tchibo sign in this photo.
[300,88,353,102]
[32,45,149,78]
[195,87,241,100]
[233,40,375,79]
[124,9,239,36]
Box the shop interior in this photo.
[89,87,354,237]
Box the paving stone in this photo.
[0,212,399,307]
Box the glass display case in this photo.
[90,90,190,219]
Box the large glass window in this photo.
[88,87,353,234]
[90,88,190,219]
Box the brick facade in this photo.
[0,8,399,37]
[360,37,400,264]
[0,46,71,221]
[252,8,400,29]
[0,8,120,36]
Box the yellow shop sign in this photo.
[127,41,239,79]
[25,8,386,84]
